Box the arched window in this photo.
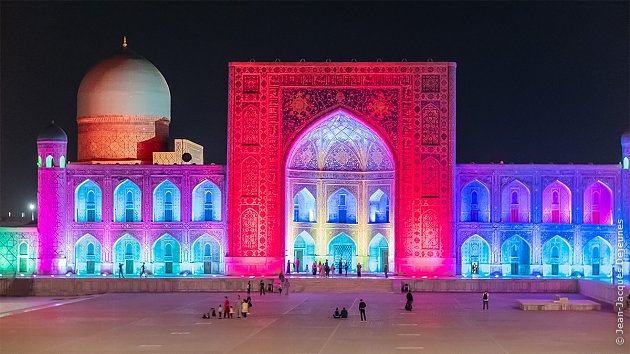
[624,157,629,170]
[18,243,29,273]
[369,189,390,223]
[37,156,42,168]
[592,246,600,261]
[153,180,181,222]
[59,156,66,168]
[461,181,490,223]
[87,243,95,256]
[45,155,53,168]
[511,191,519,205]
[86,191,96,222]
[502,180,530,223]
[293,188,316,223]
[584,181,613,225]
[75,179,102,222]
[327,188,357,224]
[542,181,572,224]
[204,192,213,221]
[192,180,221,222]
[204,244,211,257]
[165,243,172,257]
[164,191,173,222]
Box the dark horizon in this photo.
[1,1,628,215]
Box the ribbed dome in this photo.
[77,48,170,119]
[37,121,67,142]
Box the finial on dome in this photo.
[122,36,127,48]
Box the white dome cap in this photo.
[77,46,170,119]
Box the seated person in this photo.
[340,307,348,318]
[333,307,341,318]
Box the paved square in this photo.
[0,291,626,353]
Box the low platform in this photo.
[518,299,601,311]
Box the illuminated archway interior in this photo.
[285,110,394,272]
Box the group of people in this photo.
[311,259,356,277]
[330,299,367,321]
[117,262,146,278]
[204,294,253,319]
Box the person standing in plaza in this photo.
[295,257,300,273]
[236,295,243,318]
[330,264,335,277]
[339,259,343,275]
[344,262,349,276]
[312,261,317,275]
[286,259,291,274]
[241,299,249,318]
[357,263,362,277]
[324,260,330,277]
[118,263,124,278]
[383,263,388,278]
[482,290,489,310]
[140,262,145,277]
[217,304,223,319]
[260,279,265,295]
[247,281,251,295]
[405,290,413,311]
[224,296,230,318]
[359,299,367,321]
[284,278,290,295]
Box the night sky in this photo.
[1,2,628,216]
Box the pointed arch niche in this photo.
[284,109,395,271]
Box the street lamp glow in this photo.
[29,203,35,221]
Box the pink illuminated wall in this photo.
[227,62,457,275]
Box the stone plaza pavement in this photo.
[0,291,627,353]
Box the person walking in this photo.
[247,281,251,295]
[236,295,243,318]
[260,279,266,295]
[359,299,367,321]
[384,263,388,278]
[140,262,145,277]
[284,278,290,295]
[357,263,362,277]
[405,290,413,311]
[224,296,230,318]
[118,263,124,278]
[482,290,489,310]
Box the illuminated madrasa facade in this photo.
[0,45,628,278]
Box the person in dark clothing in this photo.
[384,263,388,278]
[259,279,265,295]
[344,262,349,276]
[140,262,145,277]
[339,260,343,275]
[405,290,413,311]
[340,307,348,318]
[247,281,251,295]
[333,307,341,318]
[482,290,489,310]
[118,263,124,278]
[324,260,330,277]
[359,299,367,321]
[286,259,291,274]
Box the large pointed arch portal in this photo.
[227,62,456,275]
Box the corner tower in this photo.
[36,122,68,274]
[76,40,170,163]
[620,131,630,275]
